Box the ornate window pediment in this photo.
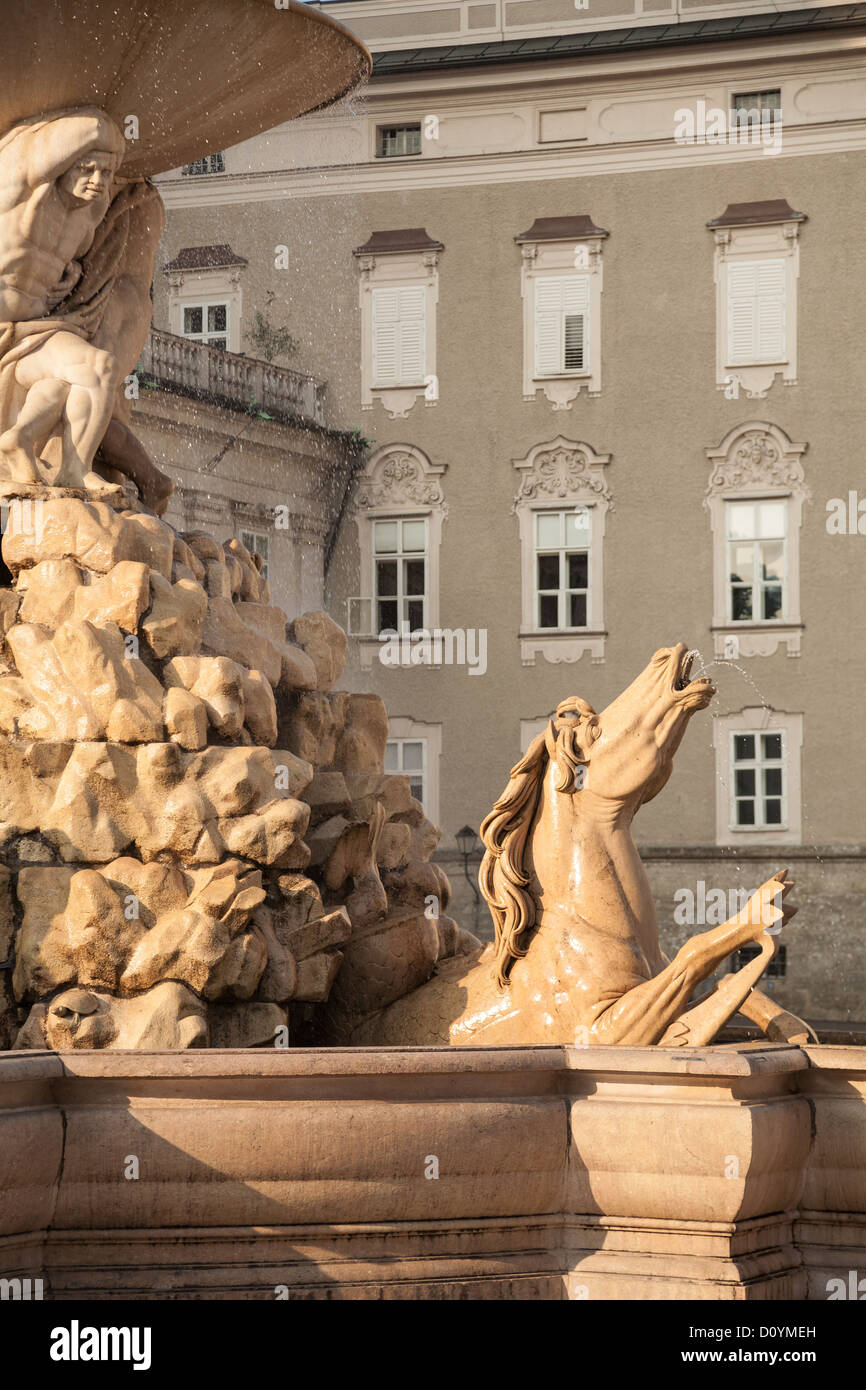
[513,436,612,666]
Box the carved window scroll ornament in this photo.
[513,437,611,666]
[704,422,809,659]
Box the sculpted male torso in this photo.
[0,109,122,321]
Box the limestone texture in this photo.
[0,489,469,1049]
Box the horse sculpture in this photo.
[341,644,816,1048]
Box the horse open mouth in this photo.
[672,649,714,697]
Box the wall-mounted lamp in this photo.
[455,824,480,904]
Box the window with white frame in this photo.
[371,286,426,388]
[726,259,786,367]
[726,498,786,622]
[730,729,785,830]
[732,90,781,127]
[708,200,805,397]
[240,529,269,582]
[516,217,607,408]
[712,707,801,845]
[534,276,589,378]
[182,300,229,350]
[534,509,590,630]
[705,423,808,658]
[385,716,442,824]
[349,445,446,668]
[354,230,442,419]
[376,124,422,159]
[373,517,427,633]
[513,437,611,666]
[386,738,426,807]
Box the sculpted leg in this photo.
[0,377,68,481]
[658,936,776,1046]
[97,419,174,515]
[56,352,119,489]
[589,872,794,1046]
[11,334,118,490]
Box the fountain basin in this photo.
[0,0,370,177]
[1,1043,863,1299]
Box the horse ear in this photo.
[544,719,558,761]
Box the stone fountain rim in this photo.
[1,1042,857,1083]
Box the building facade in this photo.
[152,0,866,1020]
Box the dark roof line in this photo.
[371,4,866,75]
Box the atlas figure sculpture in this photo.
[0,106,173,512]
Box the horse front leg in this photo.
[588,871,794,1046]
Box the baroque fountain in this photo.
[0,0,864,1302]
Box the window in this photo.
[726,499,786,621]
[513,437,611,666]
[708,200,805,397]
[516,217,607,407]
[732,90,781,126]
[350,446,446,666]
[727,259,786,366]
[386,738,426,807]
[534,509,590,629]
[374,518,427,633]
[355,230,442,419]
[713,707,802,845]
[182,153,226,175]
[371,286,426,387]
[385,717,442,824]
[731,730,786,830]
[182,300,229,350]
[534,277,589,377]
[377,124,422,159]
[240,529,269,582]
[705,423,807,658]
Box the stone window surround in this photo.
[708,200,806,400]
[165,252,247,355]
[513,435,611,667]
[704,421,808,660]
[515,215,608,411]
[354,228,444,420]
[713,706,803,847]
[350,443,447,670]
[386,716,442,826]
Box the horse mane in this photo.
[478,696,596,987]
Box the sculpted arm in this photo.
[15,109,122,188]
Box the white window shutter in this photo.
[372,289,400,385]
[727,259,786,365]
[755,260,786,362]
[372,285,426,386]
[398,285,426,383]
[535,276,589,376]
